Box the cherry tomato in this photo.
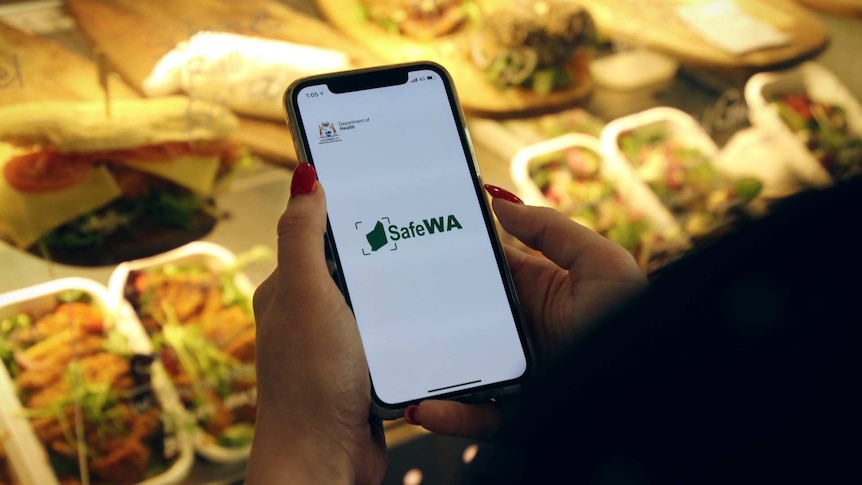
[783,94,813,119]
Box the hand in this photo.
[246,163,386,485]
[404,185,648,439]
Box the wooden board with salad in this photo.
[315,0,595,118]
[0,278,192,485]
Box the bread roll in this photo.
[0,95,238,153]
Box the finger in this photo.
[492,198,639,277]
[502,244,559,316]
[410,400,502,441]
[275,164,330,289]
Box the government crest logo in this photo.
[319,121,337,138]
[318,121,341,144]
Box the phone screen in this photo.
[289,64,530,409]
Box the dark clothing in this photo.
[466,177,862,484]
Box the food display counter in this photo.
[0,0,860,484]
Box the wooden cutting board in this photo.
[65,0,382,165]
[0,21,139,105]
[575,0,830,71]
[795,0,862,17]
[314,0,594,119]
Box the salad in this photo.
[123,258,258,451]
[468,0,595,94]
[618,123,762,241]
[0,293,179,485]
[528,145,688,273]
[772,93,862,182]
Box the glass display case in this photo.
[0,0,859,483]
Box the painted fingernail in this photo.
[484,184,524,204]
[404,405,419,425]
[290,162,317,198]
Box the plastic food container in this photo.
[0,443,20,485]
[0,374,43,485]
[0,277,194,485]
[601,107,764,242]
[511,133,690,272]
[107,242,257,464]
[744,61,862,187]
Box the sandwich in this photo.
[360,0,474,41]
[0,95,244,265]
[468,0,596,94]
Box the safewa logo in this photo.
[357,214,463,256]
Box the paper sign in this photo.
[676,0,791,55]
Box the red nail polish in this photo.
[484,184,524,204]
[404,405,419,425]
[290,162,317,197]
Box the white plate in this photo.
[0,277,194,485]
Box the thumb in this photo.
[276,162,330,290]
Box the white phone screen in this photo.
[293,67,529,406]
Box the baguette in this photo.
[0,95,237,152]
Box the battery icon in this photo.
[427,75,434,80]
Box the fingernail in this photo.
[484,184,524,204]
[290,162,317,198]
[404,405,419,425]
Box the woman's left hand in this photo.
[246,163,386,485]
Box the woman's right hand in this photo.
[405,185,648,439]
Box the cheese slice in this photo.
[123,154,221,195]
[0,144,122,249]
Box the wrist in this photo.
[245,414,357,485]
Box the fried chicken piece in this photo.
[221,326,256,363]
[15,333,105,391]
[199,389,235,437]
[25,352,132,410]
[89,439,150,484]
[202,313,254,347]
[137,273,214,326]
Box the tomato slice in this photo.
[92,140,231,163]
[4,150,92,193]
[3,140,233,192]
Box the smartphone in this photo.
[284,61,534,419]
